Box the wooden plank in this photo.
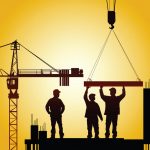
[84,81,143,87]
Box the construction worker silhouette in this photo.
[99,86,126,138]
[84,87,103,138]
[45,89,65,138]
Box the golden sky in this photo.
[0,0,150,149]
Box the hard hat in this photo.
[89,93,95,100]
[53,89,61,94]
[109,87,116,92]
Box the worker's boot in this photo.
[51,131,55,139]
[60,132,64,138]
[112,129,117,139]
[95,131,99,138]
[87,135,92,138]
[87,132,92,138]
[51,134,55,139]
[105,132,110,139]
[95,135,99,139]
[112,132,117,139]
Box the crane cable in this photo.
[106,0,109,10]
[87,30,112,81]
[87,29,141,81]
[0,41,59,73]
[113,30,141,81]
[106,0,116,11]
[0,42,12,48]
[18,42,59,73]
[114,0,116,11]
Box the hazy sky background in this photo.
[0,0,150,149]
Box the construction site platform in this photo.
[25,138,144,150]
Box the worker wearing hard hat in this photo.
[99,86,126,139]
[84,87,103,138]
[45,89,65,138]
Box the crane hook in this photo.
[110,24,114,30]
[108,11,116,30]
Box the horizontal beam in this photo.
[0,74,83,78]
[84,81,143,87]
[18,74,83,77]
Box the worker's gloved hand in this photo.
[100,86,103,90]
[86,86,90,90]
[122,86,125,90]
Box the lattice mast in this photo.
[7,41,20,150]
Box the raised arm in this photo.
[99,86,107,102]
[118,86,126,101]
[84,87,90,104]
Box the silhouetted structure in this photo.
[99,86,126,138]
[145,79,150,88]
[25,115,47,150]
[144,88,150,143]
[24,123,47,150]
[84,87,103,138]
[45,89,65,138]
[25,138,143,150]
[25,125,47,150]
[144,81,150,144]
